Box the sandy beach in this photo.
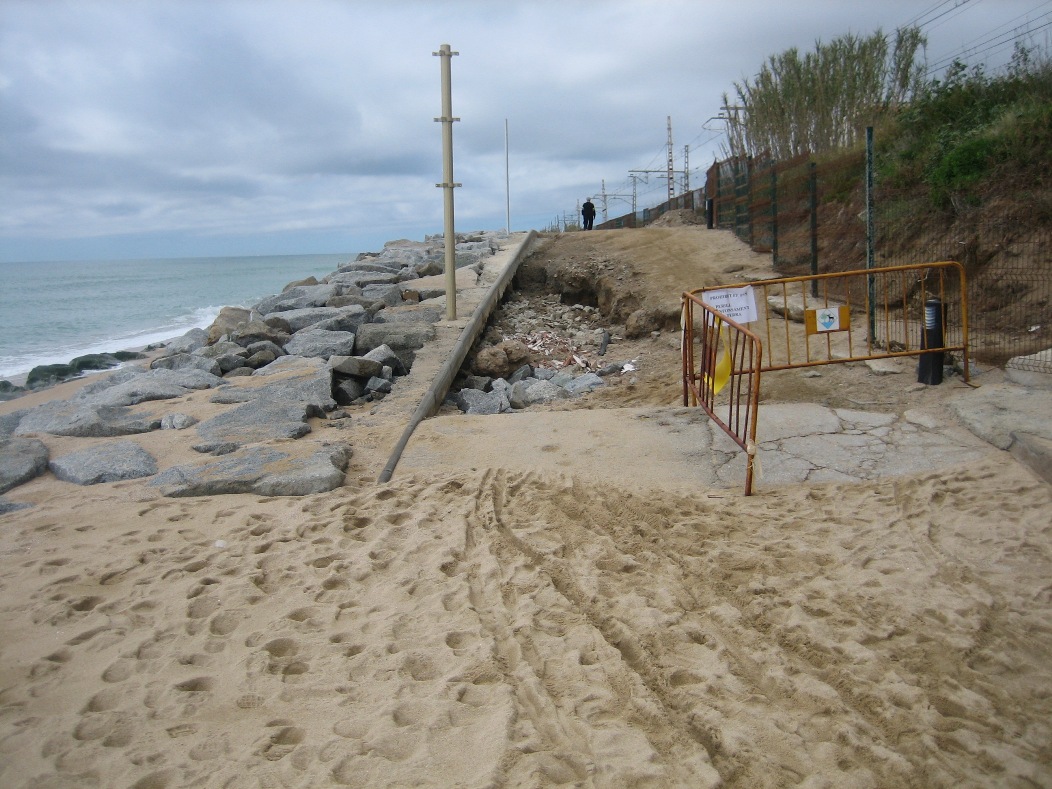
[1,226,1050,788]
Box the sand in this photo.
[1,227,1051,788]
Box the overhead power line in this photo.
[926,14,1052,74]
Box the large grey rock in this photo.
[363,344,408,376]
[373,304,444,324]
[150,353,222,377]
[0,411,24,438]
[522,379,571,406]
[563,372,605,395]
[309,305,370,334]
[264,306,344,333]
[246,340,286,359]
[455,389,509,415]
[230,320,290,348]
[361,284,404,307]
[80,368,226,407]
[193,340,247,360]
[254,284,339,314]
[163,327,209,356]
[193,401,316,452]
[196,359,335,450]
[49,441,158,485]
[151,443,350,497]
[354,323,435,354]
[334,378,367,405]
[329,355,384,379]
[283,329,356,359]
[0,437,49,493]
[206,307,252,343]
[14,402,160,438]
[333,260,404,275]
[328,271,401,288]
[161,413,198,430]
[509,380,531,409]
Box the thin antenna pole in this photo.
[433,43,460,320]
[504,119,511,234]
[666,115,674,202]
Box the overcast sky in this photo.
[1,0,1048,262]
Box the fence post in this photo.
[865,126,876,342]
[809,160,818,295]
[770,161,778,267]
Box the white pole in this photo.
[433,44,460,320]
[504,119,511,234]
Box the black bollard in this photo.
[917,297,945,385]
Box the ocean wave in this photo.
[0,305,223,381]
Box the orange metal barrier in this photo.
[682,261,969,495]
[681,296,763,495]
[687,261,969,379]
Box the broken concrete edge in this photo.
[377,230,538,483]
[1008,431,1052,487]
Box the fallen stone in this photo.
[151,353,222,377]
[246,340,286,359]
[244,349,277,368]
[373,304,444,324]
[80,368,226,407]
[334,378,367,405]
[309,305,370,334]
[150,443,350,497]
[193,401,316,452]
[25,363,78,389]
[865,358,906,376]
[361,283,404,306]
[362,344,408,376]
[329,355,384,379]
[161,413,198,430]
[473,340,531,379]
[264,306,345,333]
[254,283,339,314]
[283,329,356,359]
[69,353,123,373]
[49,440,158,485]
[522,379,571,406]
[509,380,530,409]
[230,319,290,348]
[163,327,209,356]
[197,359,335,450]
[0,411,23,438]
[563,372,605,395]
[0,437,49,493]
[455,389,508,415]
[14,402,160,438]
[207,306,252,343]
[355,323,435,355]
[365,377,392,395]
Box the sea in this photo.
[0,253,353,382]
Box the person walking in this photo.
[582,198,596,231]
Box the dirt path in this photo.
[470,223,986,416]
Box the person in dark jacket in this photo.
[582,198,596,230]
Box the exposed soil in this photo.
[463,221,992,415]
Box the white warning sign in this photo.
[701,286,757,324]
